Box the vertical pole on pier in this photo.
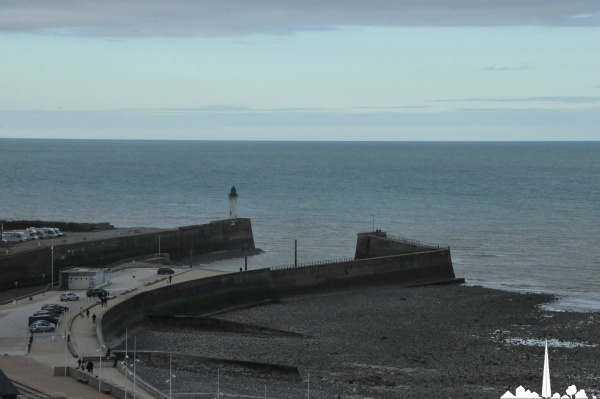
[244,244,248,272]
[294,239,297,267]
[189,248,193,268]
[51,246,54,291]
[372,214,375,232]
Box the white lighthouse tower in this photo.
[228,186,238,219]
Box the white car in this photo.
[29,320,56,333]
[60,292,79,301]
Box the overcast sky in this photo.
[1,1,599,141]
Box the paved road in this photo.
[0,262,226,398]
[0,266,166,355]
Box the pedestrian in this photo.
[106,347,111,357]
[168,275,172,284]
[86,361,93,373]
[77,358,82,368]
[92,313,96,323]
[100,296,105,307]
[86,309,89,318]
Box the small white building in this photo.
[59,267,111,290]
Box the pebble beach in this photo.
[130,284,600,399]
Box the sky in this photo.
[1,1,599,141]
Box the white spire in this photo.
[542,340,551,398]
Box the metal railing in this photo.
[270,247,449,271]
[384,234,449,250]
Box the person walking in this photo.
[168,275,172,284]
[77,358,82,369]
[92,313,96,323]
[86,309,89,318]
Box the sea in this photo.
[1,139,598,311]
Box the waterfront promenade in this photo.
[0,263,226,398]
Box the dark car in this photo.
[33,310,62,318]
[157,267,174,275]
[86,288,109,298]
[41,304,69,313]
[32,312,62,323]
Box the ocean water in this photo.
[1,139,598,311]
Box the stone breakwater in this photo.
[127,285,600,399]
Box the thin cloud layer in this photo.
[1,0,599,36]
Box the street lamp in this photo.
[64,331,70,376]
[14,282,18,301]
[97,344,105,392]
[51,246,54,290]
[42,274,46,295]
[166,352,175,399]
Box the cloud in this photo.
[483,64,529,71]
[1,1,599,37]
[435,96,600,104]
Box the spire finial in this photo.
[542,339,551,398]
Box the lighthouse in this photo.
[228,186,238,219]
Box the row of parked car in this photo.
[28,289,107,332]
[2,227,64,243]
[28,303,69,333]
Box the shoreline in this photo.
[128,284,600,399]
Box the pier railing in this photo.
[384,234,449,250]
[270,247,449,271]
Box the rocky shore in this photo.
[130,284,600,399]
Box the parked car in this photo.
[29,314,60,325]
[29,320,56,333]
[157,267,174,275]
[86,288,109,298]
[60,292,79,301]
[32,311,62,320]
[49,227,64,237]
[34,228,48,239]
[41,304,68,313]
[3,231,28,242]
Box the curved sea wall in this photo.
[0,219,254,291]
[101,232,458,348]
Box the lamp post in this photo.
[42,274,46,295]
[50,246,54,290]
[167,352,174,399]
[97,344,105,392]
[133,336,137,399]
[124,327,129,399]
[64,331,70,376]
[14,282,18,302]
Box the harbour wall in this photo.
[101,232,458,348]
[0,219,255,291]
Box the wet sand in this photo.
[131,284,600,399]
